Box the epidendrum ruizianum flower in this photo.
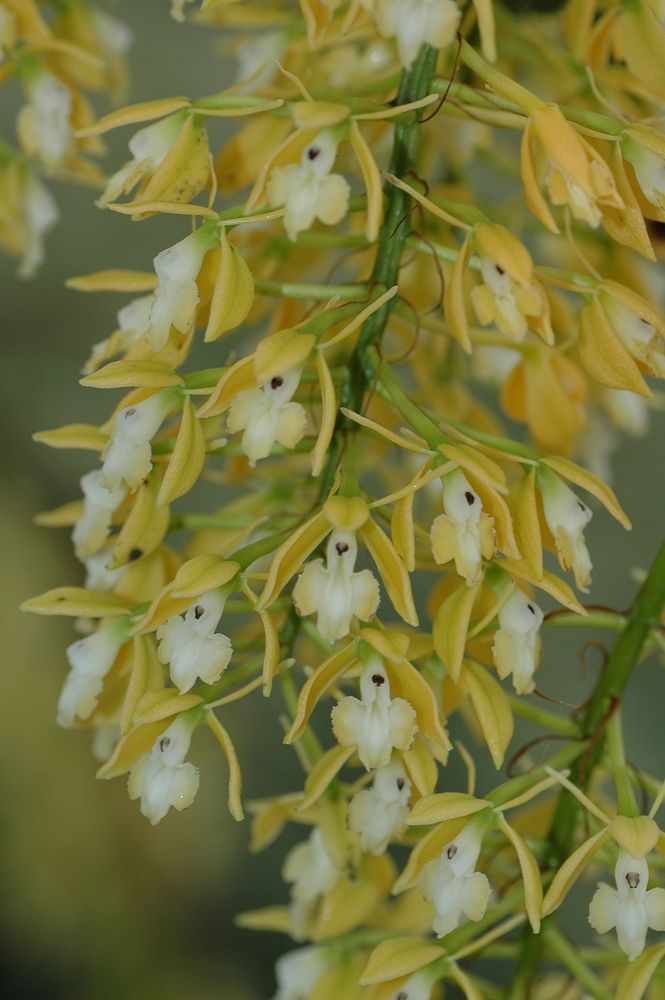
[20,2,665,998]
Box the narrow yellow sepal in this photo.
[359,627,410,664]
[285,641,358,744]
[158,398,206,506]
[76,96,191,137]
[541,455,632,530]
[349,121,383,242]
[66,269,157,293]
[520,123,559,233]
[33,423,107,451]
[254,329,315,383]
[359,937,445,986]
[207,711,244,821]
[311,350,337,478]
[111,472,170,567]
[433,582,481,683]
[299,745,355,811]
[258,509,331,610]
[498,814,542,933]
[21,587,130,618]
[360,517,419,626]
[443,232,473,353]
[407,792,492,827]
[34,499,83,528]
[204,231,255,342]
[541,827,612,916]
[460,659,514,768]
[81,361,184,390]
[497,558,586,615]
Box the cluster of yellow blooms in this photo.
[15,0,665,995]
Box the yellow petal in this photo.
[578,297,651,396]
[121,635,163,733]
[158,398,206,506]
[541,827,612,916]
[324,495,369,532]
[393,817,469,894]
[401,737,438,796]
[359,937,445,986]
[204,231,255,342]
[66,269,157,293]
[498,814,542,932]
[254,329,315,383]
[349,121,383,242]
[360,517,418,626]
[285,641,358,743]
[616,940,665,1000]
[460,659,514,768]
[133,688,203,724]
[441,443,507,494]
[81,360,184,390]
[541,455,632,529]
[76,96,191,137]
[358,627,410,664]
[97,719,170,779]
[471,0,497,61]
[111,471,170,567]
[35,499,83,528]
[292,101,350,128]
[497,558,586,615]
[207,711,244,821]
[322,286,398,350]
[443,232,472,353]
[385,658,451,757]
[197,355,255,418]
[433,581,481,683]
[299,744,355,810]
[259,509,330,609]
[33,423,107,452]
[407,792,492,827]
[21,587,130,618]
[520,123,559,233]
[171,554,240,598]
[611,815,660,859]
[510,468,543,579]
[140,116,210,206]
[602,146,655,261]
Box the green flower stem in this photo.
[550,539,665,856]
[317,44,440,500]
[544,926,614,1000]
[372,350,445,450]
[544,608,628,631]
[507,695,580,738]
[487,741,587,809]
[605,708,639,817]
[254,279,368,300]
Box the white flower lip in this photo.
[292,529,380,642]
[157,590,233,692]
[375,0,461,69]
[493,587,544,695]
[268,130,350,242]
[227,368,307,466]
[331,658,417,770]
[73,470,127,560]
[420,821,491,937]
[100,390,176,492]
[147,227,215,352]
[540,471,593,592]
[589,849,665,961]
[57,619,129,728]
[348,759,411,854]
[127,715,200,825]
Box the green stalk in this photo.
[317,44,439,498]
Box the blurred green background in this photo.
[1,3,664,998]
